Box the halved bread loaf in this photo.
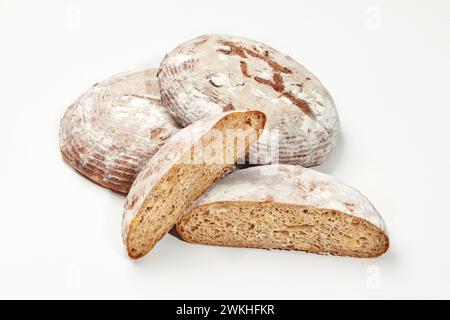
[177,165,389,258]
[122,110,266,259]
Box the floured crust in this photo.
[158,34,340,166]
[177,165,389,258]
[122,110,266,259]
[188,165,388,233]
[59,69,181,194]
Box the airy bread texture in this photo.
[123,111,266,259]
[177,165,389,258]
[59,69,180,194]
[158,34,339,166]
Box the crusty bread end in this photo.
[124,111,266,259]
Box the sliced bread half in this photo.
[122,110,266,259]
[177,165,389,258]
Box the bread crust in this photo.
[59,69,180,194]
[177,165,389,258]
[158,34,340,166]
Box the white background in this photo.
[1,0,449,299]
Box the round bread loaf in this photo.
[158,34,339,166]
[59,69,181,194]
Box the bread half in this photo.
[122,110,266,259]
[177,165,389,258]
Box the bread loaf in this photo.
[177,165,389,258]
[122,110,266,259]
[59,69,180,194]
[158,34,339,166]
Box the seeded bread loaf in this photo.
[59,69,180,194]
[177,165,389,258]
[122,110,266,259]
[158,34,339,166]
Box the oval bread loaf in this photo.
[158,34,339,166]
[123,110,266,259]
[177,165,389,258]
[59,69,181,194]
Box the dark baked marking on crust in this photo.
[244,46,292,75]
[217,40,314,118]
[218,40,292,75]
[217,40,248,58]
[254,72,285,93]
[282,92,314,118]
[240,61,250,78]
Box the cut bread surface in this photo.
[176,165,389,258]
[123,111,266,259]
[178,202,388,258]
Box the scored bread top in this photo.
[187,165,388,235]
[59,69,181,194]
[158,34,340,166]
[122,110,266,243]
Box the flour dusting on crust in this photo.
[189,165,388,234]
[59,69,181,194]
[158,34,340,166]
